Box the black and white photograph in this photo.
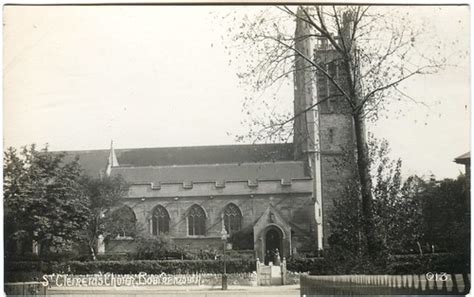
[3,2,471,296]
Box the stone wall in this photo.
[111,189,316,255]
[106,238,138,254]
[319,114,356,248]
[313,43,357,249]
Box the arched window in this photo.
[223,203,242,234]
[110,205,136,238]
[187,205,206,236]
[152,205,170,235]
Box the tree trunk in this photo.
[39,239,50,259]
[89,242,97,261]
[417,241,424,256]
[353,112,376,256]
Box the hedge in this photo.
[58,259,256,274]
[386,253,470,274]
[6,253,468,282]
[287,257,327,273]
[286,253,469,275]
[5,259,256,282]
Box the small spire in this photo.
[105,140,119,176]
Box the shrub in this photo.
[287,253,469,275]
[135,236,177,260]
[96,253,135,261]
[386,253,470,274]
[5,260,60,282]
[182,248,254,261]
[5,271,45,283]
[58,259,255,274]
[225,249,255,260]
[5,260,42,272]
[181,248,218,260]
[287,256,330,274]
[7,252,40,262]
[229,229,254,250]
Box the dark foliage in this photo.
[286,253,469,276]
[4,145,90,258]
[5,259,256,282]
[420,175,469,254]
[135,236,177,260]
[96,253,135,261]
[326,136,469,274]
[80,174,130,259]
[286,256,328,274]
[229,228,254,250]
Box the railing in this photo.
[300,273,470,296]
[5,282,48,296]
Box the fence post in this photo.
[256,259,260,286]
[417,274,423,292]
[300,274,305,296]
[452,273,459,294]
[425,274,431,292]
[298,273,470,296]
[281,257,287,285]
[462,273,470,294]
[433,277,439,292]
[441,277,448,294]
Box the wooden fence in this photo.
[5,282,48,296]
[300,273,470,296]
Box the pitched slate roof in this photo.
[61,143,295,178]
[110,161,306,184]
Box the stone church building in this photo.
[65,14,355,260]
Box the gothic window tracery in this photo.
[110,206,136,238]
[188,205,206,236]
[223,203,242,234]
[152,205,170,235]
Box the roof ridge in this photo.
[52,142,293,153]
[112,160,303,170]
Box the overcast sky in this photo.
[3,5,470,179]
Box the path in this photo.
[48,284,300,297]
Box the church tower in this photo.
[293,7,324,249]
[293,7,356,249]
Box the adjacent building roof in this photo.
[61,143,296,178]
[454,152,470,165]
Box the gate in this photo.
[256,258,287,285]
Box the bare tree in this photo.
[224,5,447,255]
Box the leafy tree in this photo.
[106,204,137,238]
[326,182,368,273]
[327,137,423,269]
[370,138,424,256]
[328,136,469,274]
[417,174,469,255]
[4,145,89,258]
[80,174,130,260]
[224,5,451,254]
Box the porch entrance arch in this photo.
[264,225,283,264]
[253,206,291,261]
